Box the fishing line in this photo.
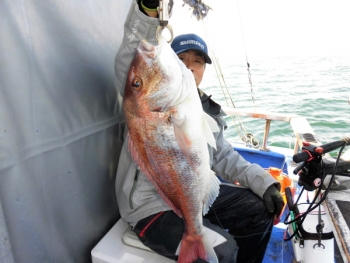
[211,205,274,238]
[179,1,260,145]
[200,17,256,145]
[211,206,226,230]
[235,0,256,110]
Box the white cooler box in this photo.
[91,218,226,263]
[91,219,174,263]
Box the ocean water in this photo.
[201,56,350,154]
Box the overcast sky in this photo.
[170,0,350,60]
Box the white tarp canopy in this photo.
[0,0,132,262]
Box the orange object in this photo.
[266,167,295,224]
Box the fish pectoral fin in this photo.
[203,171,221,216]
[203,112,219,133]
[202,112,218,150]
[173,117,193,156]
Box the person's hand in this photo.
[139,0,173,18]
[141,0,159,9]
[263,184,284,216]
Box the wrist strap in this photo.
[141,0,158,11]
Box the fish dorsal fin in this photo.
[127,133,183,218]
[203,171,221,216]
[202,112,218,150]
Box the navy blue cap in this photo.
[171,33,212,64]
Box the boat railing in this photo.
[222,106,322,155]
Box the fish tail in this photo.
[178,232,218,263]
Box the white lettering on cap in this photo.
[179,40,204,50]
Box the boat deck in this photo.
[325,189,350,263]
[91,145,349,263]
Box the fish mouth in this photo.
[138,39,157,59]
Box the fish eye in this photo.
[131,77,142,91]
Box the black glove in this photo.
[138,0,173,17]
[141,0,159,9]
[263,184,284,216]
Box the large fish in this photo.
[123,36,220,263]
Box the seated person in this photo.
[115,1,284,262]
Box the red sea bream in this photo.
[123,36,221,263]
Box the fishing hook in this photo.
[156,24,173,43]
[156,0,173,43]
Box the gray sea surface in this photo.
[201,55,350,155]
